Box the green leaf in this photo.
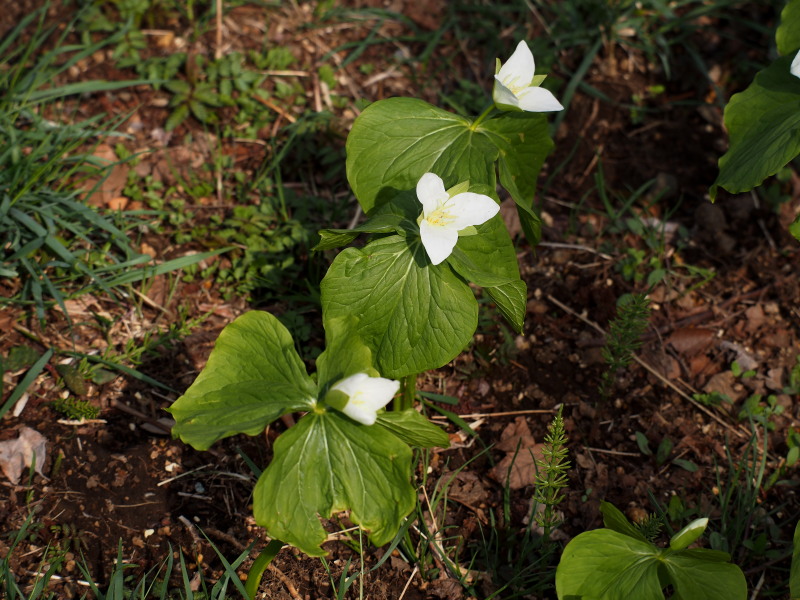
[189,99,212,123]
[664,550,747,600]
[6,346,41,371]
[345,99,553,247]
[446,215,520,288]
[600,501,648,542]
[555,529,663,600]
[321,235,477,378]
[656,437,673,465]
[777,0,800,55]
[485,279,527,333]
[165,79,192,95]
[479,113,552,246]
[346,98,497,213]
[635,431,653,456]
[711,55,800,200]
[315,316,377,395]
[375,409,450,448]
[791,520,800,599]
[165,104,190,131]
[56,364,88,396]
[253,410,415,556]
[313,214,407,252]
[790,213,800,242]
[670,518,708,550]
[168,312,316,450]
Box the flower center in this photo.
[502,74,528,95]
[427,206,456,227]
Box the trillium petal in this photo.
[420,219,459,266]
[332,372,400,426]
[497,40,535,91]
[516,86,564,112]
[492,78,522,110]
[445,192,500,231]
[792,50,800,79]
[416,172,449,217]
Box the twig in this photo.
[252,96,297,123]
[430,408,553,419]
[158,464,211,487]
[269,564,303,600]
[398,565,419,600]
[109,398,174,434]
[178,514,203,546]
[585,447,640,457]
[749,571,765,600]
[545,294,747,440]
[215,0,222,60]
[538,241,613,260]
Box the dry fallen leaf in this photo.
[0,427,48,484]
[490,417,545,490]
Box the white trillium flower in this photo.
[493,40,563,113]
[416,172,500,266]
[792,50,800,79]
[330,372,400,426]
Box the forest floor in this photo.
[1,1,799,599]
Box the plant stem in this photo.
[395,373,417,411]
[471,103,496,130]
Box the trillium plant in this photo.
[711,0,800,241]
[169,40,562,559]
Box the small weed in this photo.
[532,406,571,542]
[50,397,100,421]
[599,293,651,397]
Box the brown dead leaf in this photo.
[495,416,535,452]
[704,371,744,403]
[107,196,129,211]
[447,470,489,508]
[744,304,766,333]
[0,427,48,484]
[490,417,545,490]
[82,144,130,208]
[667,327,714,356]
[499,198,522,239]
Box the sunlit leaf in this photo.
[253,410,415,556]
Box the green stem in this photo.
[471,103,496,130]
[394,373,417,411]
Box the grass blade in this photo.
[0,348,53,420]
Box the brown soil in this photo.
[1,1,798,599]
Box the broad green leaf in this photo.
[600,500,648,543]
[446,215,520,288]
[321,235,477,378]
[479,113,552,245]
[375,409,450,448]
[790,214,800,242]
[253,410,415,556]
[485,279,527,333]
[777,0,800,56]
[791,520,800,599]
[346,98,497,213]
[555,529,662,600]
[313,214,407,252]
[664,550,747,600]
[346,99,553,247]
[168,312,316,450]
[670,517,708,550]
[315,316,377,394]
[711,55,800,200]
